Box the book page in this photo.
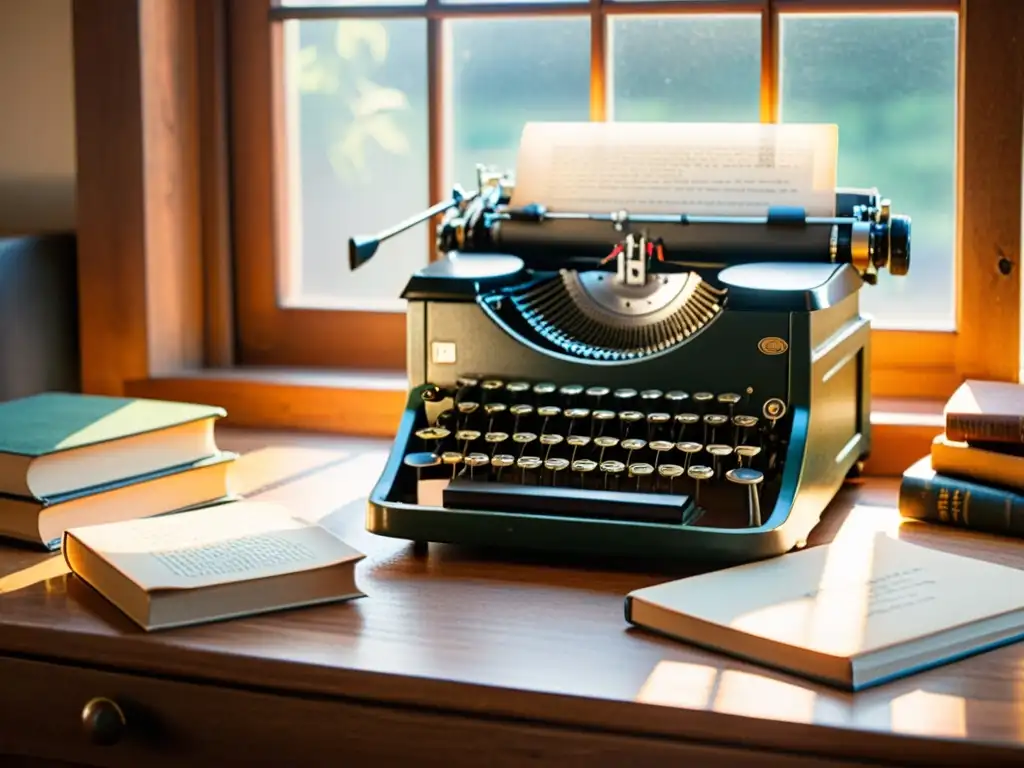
[509,122,838,217]
[629,534,1024,658]
[67,500,364,591]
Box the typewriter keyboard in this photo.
[401,377,790,528]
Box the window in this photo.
[228,0,999,398]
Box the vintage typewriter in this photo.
[350,123,911,565]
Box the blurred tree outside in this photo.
[293,20,411,181]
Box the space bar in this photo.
[442,478,693,524]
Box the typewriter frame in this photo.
[366,259,871,565]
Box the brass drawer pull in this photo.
[81,696,126,746]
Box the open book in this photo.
[625,534,1024,690]
[63,500,365,631]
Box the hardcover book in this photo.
[944,379,1024,445]
[625,534,1024,690]
[0,452,237,549]
[899,455,1024,538]
[63,500,365,631]
[0,392,225,499]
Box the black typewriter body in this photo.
[353,172,910,566]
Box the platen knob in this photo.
[81,697,126,746]
[889,215,911,276]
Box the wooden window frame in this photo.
[71,0,1023,476]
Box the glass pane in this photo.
[780,13,958,330]
[447,17,591,188]
[610,14,761,122]
[281,18,429,311]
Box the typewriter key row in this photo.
[407,422,773,527]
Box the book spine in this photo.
[946,413,1024,444]
[899,472,1024,538]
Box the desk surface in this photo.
[1,429,1023,766]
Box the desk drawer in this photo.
[0,655,866,768]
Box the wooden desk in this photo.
[1,429,1022,767]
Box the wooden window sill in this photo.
[124,368,944,477]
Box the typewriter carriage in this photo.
[348,160,909,566]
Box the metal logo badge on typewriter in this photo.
[347,121,912,566]
[758,337,789,356]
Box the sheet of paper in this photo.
[509,121,838,217]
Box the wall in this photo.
[0,0,76,234]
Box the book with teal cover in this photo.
[0,392,226,499]
[0,392,225,457]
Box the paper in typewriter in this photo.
[510,122,838,217]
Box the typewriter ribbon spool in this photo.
[347,122,911,566]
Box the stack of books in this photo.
[900,379,1024,538]
[0,391,236,549]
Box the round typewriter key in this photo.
[591,409,616,436]
[649,439,675,467]
[482,379,504,390]
[707,444,733,456]
[441,451,464,477]
[628,462,655,489]
[621,438,646,464]
[404,451,440,483]
[704,414,728,426]
[664,390,689,403]
[717,392,742,406]
[564,407,590,419]
[415,426,450,441]
[687,464,715,504]
[404,452,440,469]
[674,412,699,440]
[516,455,543,483]
[658,463,685,491]
[614,388,638,401]
[600,460,626,489]
[456,429,481,447]
[491,453,515,481]
[544,457,570,484]
[457,375,480,388]
[533,382,557,396]
[509,404,534,416]
[512,432,538,456]
[484,432,509,455]
[733,414,758,428]
[506,381,531,395]
[539,433,563,446]
[567,434,591,447]
[735,445,762,466]
[457,401,480,414]
[484,402,507,415]
[726,467,765,527]
[618,411,644,438]
[571,458,598,486]
[640,389,663,401]
[464,452,490,479]
[585,385,610,402]
[559,384,585,399]
[676,441,703,471]
[537,405,561,418]
[647,412,671,424]
[693,392,714,403]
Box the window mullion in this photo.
[427,0,444,261]
[590,0,607,121]
[760,1,778,121]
